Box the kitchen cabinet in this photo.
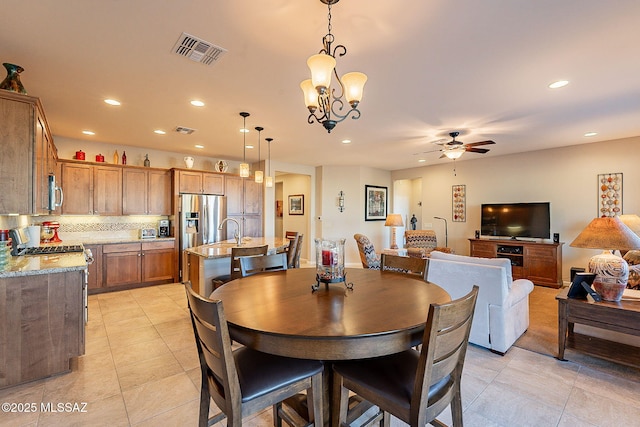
[123,168,171,214]
[0,91,58,214]
[101,241,175,289]
[225,176,263,238]
[0,270,85,388]
[85,244,103,290]
[61,162,122,215]
[177,170,224,195]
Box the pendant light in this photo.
[239,112,250,178]
[254,126,264,183]
[265,137,274,188]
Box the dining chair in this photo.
[240,252,288,277]
[292,233,304,268]
[185,282,324,427]
[380,253,429,280]
[283,231,300,268]
[331,286,479,427]
[211,244,269,290]
[353,234,381,269]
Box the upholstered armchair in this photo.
[404,230,452,258]
[353,234,380,269]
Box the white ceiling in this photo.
[2,0,640,171]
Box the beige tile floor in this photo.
[1,282,640,427]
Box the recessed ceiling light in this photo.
[584,132,598,137]
[240,128,249,133]
[548,80,569,89]
[342,139,351,144]
[194,144,204,149]
[190,100,205,107]
[82,130,95,135]
[104,99,121,106]
[154,129,166,135]
[418,159,426,163]
[246,144,254,149]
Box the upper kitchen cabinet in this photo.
[61,161,122,215]
[225,176,263,237]
[0,91,58,214]
[123,168,171,215]
[177,170,224,195]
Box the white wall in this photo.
[392,136,640,281]
[317,166,392,267]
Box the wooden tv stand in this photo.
[469,238,563,288]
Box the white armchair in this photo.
[426,251,534,354]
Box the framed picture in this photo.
[288,194,304,215]
[276,200,283,217]
[365,185,388,221]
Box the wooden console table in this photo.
[469,238,563,287]
[556,287,640,368]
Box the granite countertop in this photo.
[0,252,87,278]
[185,237,289,259]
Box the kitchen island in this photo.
[184,237,289,296]
[0,251,87,389]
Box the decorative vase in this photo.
[315,238,346,285]
[144,154,150,167]
[0,63,27,94]
[184,156,194,169]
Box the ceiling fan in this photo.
[434,131,496,160]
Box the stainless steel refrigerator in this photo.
[179,194,227,279]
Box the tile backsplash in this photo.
[0,215,170,242]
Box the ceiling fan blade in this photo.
[466,147,490,154]
[439,153,447,159]
[465,140,496,147]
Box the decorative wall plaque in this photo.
[452,184,466,222]
[597,173,622,217]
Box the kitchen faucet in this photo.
[218,217,242,246]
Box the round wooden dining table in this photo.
[210,268,451,360]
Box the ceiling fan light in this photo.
[308,53,336,93]
[341,72,367,106]
[444,147,465,160]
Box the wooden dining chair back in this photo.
[185,282,324,427]
[381,253,429,280]
[229,244,269,281]
[332,286,479,427]
[240,252,288,277]
[292,233,304,268]
[284,231,300,268]
[211,245,269,290]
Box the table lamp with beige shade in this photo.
[619,214,640,288]
[570,216,640,301]
[385,214,404,249]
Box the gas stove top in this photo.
[23,245,84,255]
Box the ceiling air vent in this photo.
[175,126,196,135]
[172,32,227,66]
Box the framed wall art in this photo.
[597,173,622,217]
[288,194,304,215]
[365,185,388,221]
[452,184,466,222]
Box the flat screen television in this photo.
[480,202,551,239]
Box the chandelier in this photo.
[300,0,367,133]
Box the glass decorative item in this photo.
[0,63,27,94]
[313,238,351,291]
